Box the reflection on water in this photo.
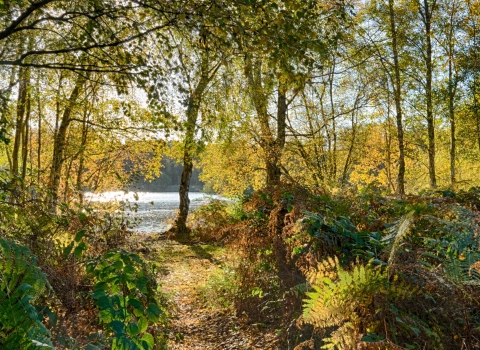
[85,191,221,233]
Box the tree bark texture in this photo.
[175,53,211,236]
[12,67,29,178]
[447,5,457,188]
[388,0,406,197]
[245,55,287,187]
[48,73,86,209]
[421,0,437,187]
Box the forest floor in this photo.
[134,234,280,350]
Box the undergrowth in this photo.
[190,184,480,349]
[0,180,171,349]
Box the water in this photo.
[85,191,222,233]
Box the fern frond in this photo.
[383,211,415,266]
[303,258,388,328]
[444,251,480,286]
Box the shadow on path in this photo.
[187,243,223,265]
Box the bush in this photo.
[199,264,239,310]
[0,238,53,349]
[86,249,170,350]
[189,199,241,241]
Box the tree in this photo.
[237,0,349,187]
[0,0,180,73]
[386,0,407,196]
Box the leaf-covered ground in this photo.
[136,234,280,350]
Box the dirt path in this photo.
[139,236,279,350]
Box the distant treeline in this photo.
[126,157,205,192]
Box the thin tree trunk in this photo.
[474,75,480,151]
[341,113,357,186]
[244,55,281,186]
[420,0,437,187]
[267,83,287,185]
[388,0,406,197]
[12,67,29,178]
[63,158,73,203]
[37,93,42,185]
[49,74,86,209]
[21,92,31,182]
[175,52,212,236]
[2,67,16,173]
[76,108,89,205]
[328,59,337,182]
[447,4,458,188]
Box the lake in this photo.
[85,191,222,233]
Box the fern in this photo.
[303,257,389,349]
[304,257,387,329]
[443,251,480,286]
[0,238,53,349]
[303,257,419,349]
[321,321,357,350]
[382,210,415,266]
[418,205,480,285]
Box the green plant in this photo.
[199,264,239,310]
[0,238,53,349]
[303,257,416,349]
[301,212,385,263]
[86,249,169,350]
[189,199,242,241]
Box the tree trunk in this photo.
[328,59,337,182]
[474,74,480,152]
[388,0,406,197]
[266,83,287,185]
[48,74,86,209]
[76,108,89,205]
[421,0,437,187]
[174,52,211,236]
[245,55,287,187]
[447,4,458,189]
[12,67,29,178]
[21,93,31,182]
[37,93,42,185]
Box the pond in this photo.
[85,191,222,233]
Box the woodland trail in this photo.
[138,235,280,350]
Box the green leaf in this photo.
[109,320,125,335]
[409,326,420,336]
[146,303,161,323]
[63,242,74,258]
[141,333,154,350]
[124,265,135,275]
[74,242,88,259]
[113,259,124,270]
[127,321,139,336]
[46,309,57,328]
[138,316,148,333]
[78,212,88,222]
[75,229,87,242]
[86,344,102,350]
[361,333,384,342]
[96,295,112,309]
[128,298,143,310]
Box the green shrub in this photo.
[199,264,239,310]
[0,238,53,349]
[86,249,169,350]
[299,211,385,264]
[189,199,241,241]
